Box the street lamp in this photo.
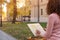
[38,0,40,22]
[0,0,2,27]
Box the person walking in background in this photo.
[36,0,60,40]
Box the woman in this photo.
[36,0,60,40]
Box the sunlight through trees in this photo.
[1,0,31,23]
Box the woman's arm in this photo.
[45,14,56,38]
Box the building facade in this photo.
[30,0,48,22]
[2,0,49,22]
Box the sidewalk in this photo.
[0,30,17,40]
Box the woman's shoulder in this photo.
[48,13,58,20]
[49,13,58,18]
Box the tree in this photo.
[7,0,14,21]
[12,0,17,24]
[6,0,31,22]
[17,0,31,16]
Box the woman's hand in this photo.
[44,28,46,31]
[36,30,40,36]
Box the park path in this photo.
[0,30,17,40]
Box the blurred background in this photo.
[0,0,48,40]
[0,0,48,23]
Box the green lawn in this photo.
[0,22,47,40]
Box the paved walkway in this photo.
[0,30,17,40]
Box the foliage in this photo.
[6,0,31,17]
[6,0,31,22]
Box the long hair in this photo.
[47,0,60,16]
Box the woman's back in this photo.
[46,13,60,40]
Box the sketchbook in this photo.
[27,23,46,37]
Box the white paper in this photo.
[27,23,46,37]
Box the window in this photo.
[41,9,43,15]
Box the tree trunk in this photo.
[12,0,17,24]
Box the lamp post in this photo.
[38,0,40,22]
[0,0,2,27]
[0,7,2,27]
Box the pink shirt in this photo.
[45,13,60,40]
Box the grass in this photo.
[0,22,47,40]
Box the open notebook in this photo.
[27,23,46,37]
